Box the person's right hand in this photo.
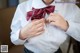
[19,18,45,40]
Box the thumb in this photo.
[50,22,57,26]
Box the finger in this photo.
[35,30,44,36]
[36,26,44,32]
[49,13,54,16]
[50,13,59,16]
[46,16,55,23]
[49,13,57,16]
[33,18,45,25]
[35,22,45,28]
[50,22,57,26]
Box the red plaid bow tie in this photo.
[27,5,55,21]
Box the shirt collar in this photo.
[32,0,55,9]
[31,0,64,12]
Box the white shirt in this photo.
[10,0,80,53]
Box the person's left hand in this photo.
[46,13,69,31]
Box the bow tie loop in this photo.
[45,6,55,14]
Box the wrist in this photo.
[19,29,29,40]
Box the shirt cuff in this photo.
[66,21,75,34]
[12,29,28,45]
[66,21,80,41]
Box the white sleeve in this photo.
[10,5,27,45]
[66,4,80,42]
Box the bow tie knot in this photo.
[27,5,55,21]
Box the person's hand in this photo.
[19,18,45,40]
[46,13,69,31]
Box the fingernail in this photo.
[50,13,53,15]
